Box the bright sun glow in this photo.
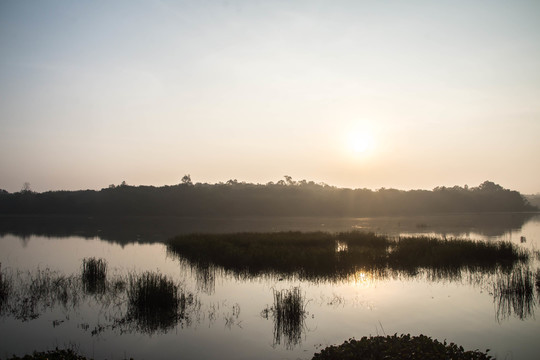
[347,131,376,156]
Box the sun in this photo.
[347,131,375,156]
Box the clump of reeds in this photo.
[536,269,540,296]
[168,232,527,283]
[126,271,193,333]
[0,263,12,312]
[168,231,391,281]
[82,258,107,294]
[493,266,535,321]
[11,268,79,321]
[389,237,528,275]
[262,287,307,349]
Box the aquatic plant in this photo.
[12,269,79,321]
[125,271,196,334]
[0,263,12,312]
[389,237,527,273]
[168,231,391,281]
[312,334,493,360]
[536,269,540,297]
[168,232,528,283]
[262,287,307,349]
[4,347,135,360]
[493,266,535,321]
[81,257,107,294]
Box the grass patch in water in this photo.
[262,286,307,349]
[312,334,493,360]
[493,266,535,320]
[125,271,194,334]
[389,237,527,274]
[168,231,528,281]
[81,257,107,294]
[0,263,12,312]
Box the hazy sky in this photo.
[1,0,539,194]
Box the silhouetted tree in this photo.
[21,182,32,193]
[181,175,193,186]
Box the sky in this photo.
[1,0,539,194]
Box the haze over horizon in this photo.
[1,1,539,194]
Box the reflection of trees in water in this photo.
[0,213,536,246]
[261,287,307,349]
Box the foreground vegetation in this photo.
[4,348,99,360]
[312,334,493,360]
[0,179,535,216]
[2,334,493,360]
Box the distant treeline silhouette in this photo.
[0,178,536,216]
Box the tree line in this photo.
[0,178,536,217]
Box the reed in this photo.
[82,257,107,286]
[0,263,12,311]
[536,269,540,300]
[168,232,528,282]
[126,271,186,333]
[493,266,535,321]
[263,287,307,349]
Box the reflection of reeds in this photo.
[262,287,307,349]
[82,257,107,294]
[126,271,195,334]
[493,266,535,321]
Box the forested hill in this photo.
[0,179,536,217]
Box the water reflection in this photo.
[1,213,537,245]
[1,228,539,355]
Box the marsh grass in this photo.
[262,287,307,349]
[167,231,391,281]
[125,271,196,334]
[536,269,540,297]
[82,258,107,294]
[493,266,535,321]
[388,237,527,275]
[7,268,80,321]
[0,263,12,312]
[168,231,528,282]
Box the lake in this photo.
[1,213,539,360]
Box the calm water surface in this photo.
[1,213,539,360]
